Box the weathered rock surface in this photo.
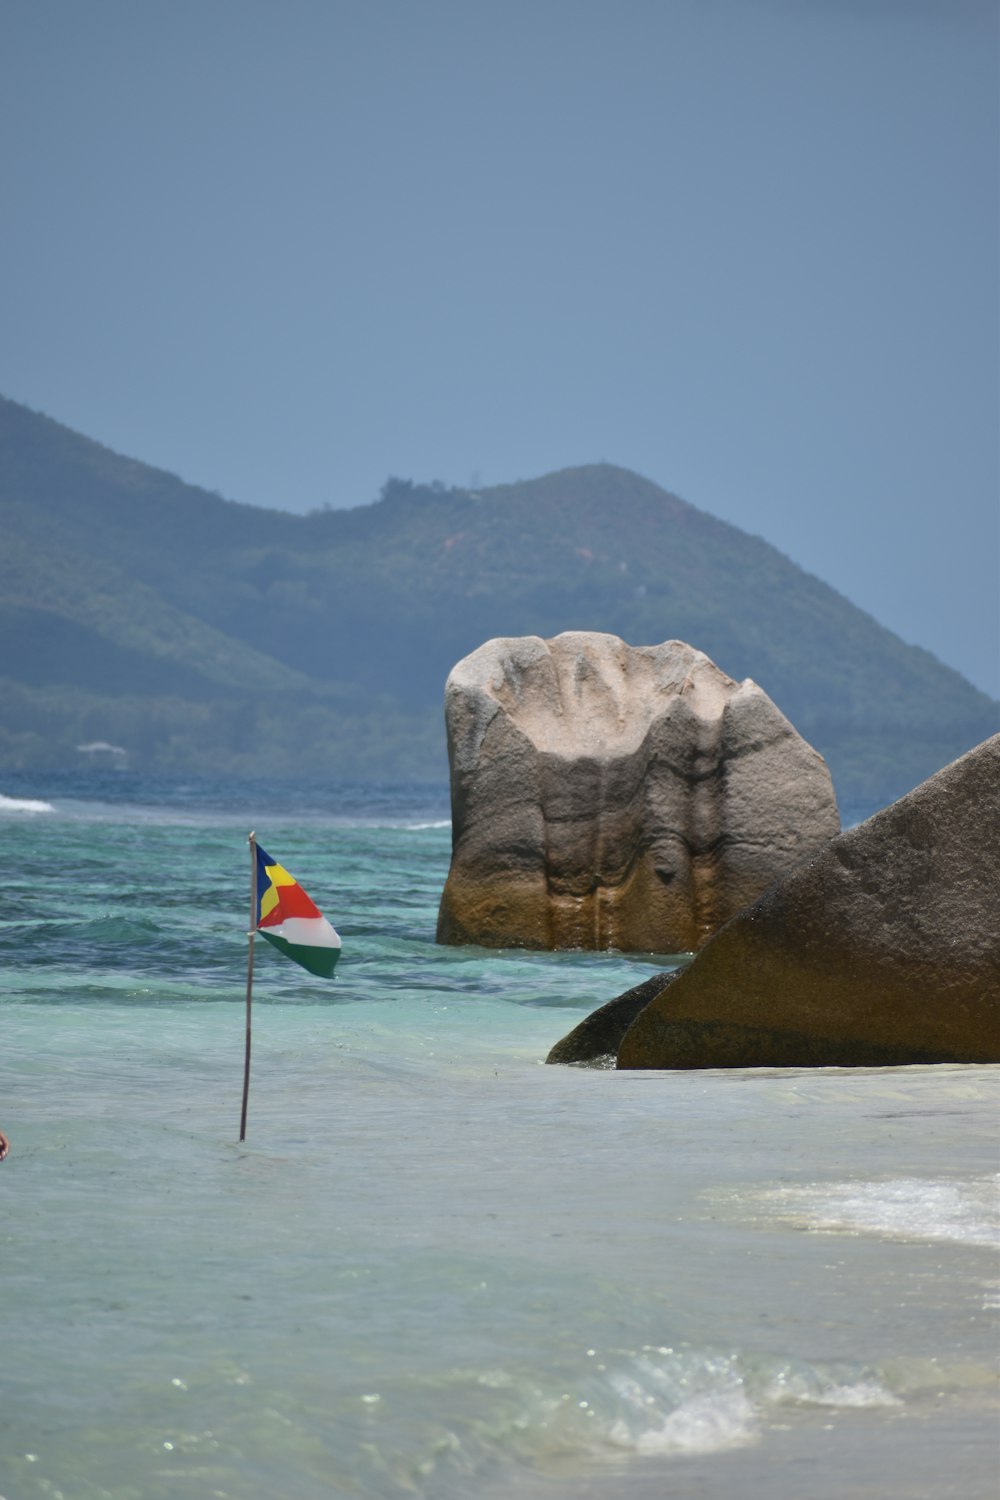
[618,735,1000,1069]
[436,632,839,953]
[545,970,685,1066]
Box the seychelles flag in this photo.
[254,844,341,978]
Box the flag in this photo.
[254,843,341,978]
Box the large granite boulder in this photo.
[436,632,839,953]
[618,735,1000,1069]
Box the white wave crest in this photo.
[0,793,55,814]
[762,1364,900,1408]
[610,1389,757,1456]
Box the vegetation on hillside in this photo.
[1,395,995,814]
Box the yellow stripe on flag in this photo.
[259,860,297,922]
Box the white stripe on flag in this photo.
[267,915,341,949]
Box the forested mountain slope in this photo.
[2,395,995,811]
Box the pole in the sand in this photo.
[240,830,257,1142]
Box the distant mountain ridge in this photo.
[2,394,996,812]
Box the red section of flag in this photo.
[258,880,323,927]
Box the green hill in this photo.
[2,395,995,812]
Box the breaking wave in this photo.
[0,792,55,814]
[333,1342,907,1497]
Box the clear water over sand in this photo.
[1,773,997,1498]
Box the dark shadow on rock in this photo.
[546,969,687,1066]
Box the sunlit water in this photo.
[1,771,997,1499]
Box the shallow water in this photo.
[1,773,997,1499]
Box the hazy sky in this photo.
[2,0,997,696]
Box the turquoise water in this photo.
[1,774,997,1500]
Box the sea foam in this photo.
[757,1175,1000,1248]
[0,793,55,814]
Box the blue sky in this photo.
[2,0,997,696]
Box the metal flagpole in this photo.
[239,831,257,1142]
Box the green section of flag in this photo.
[259,929,340,979]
